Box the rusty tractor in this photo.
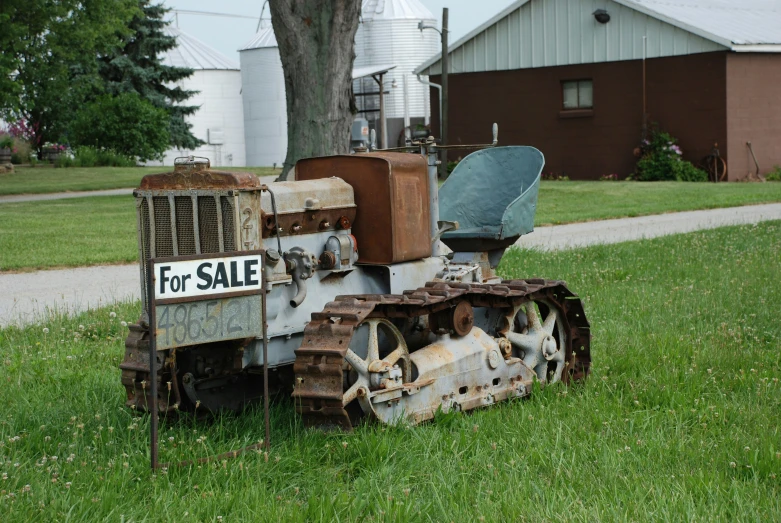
[120,126,591,430]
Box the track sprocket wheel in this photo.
[504,299,569,384]
[343,318,412,420]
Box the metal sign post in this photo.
[146,250,267,470]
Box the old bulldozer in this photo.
[120,128,591,430]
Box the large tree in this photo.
[269,0,361,179]
[100,1,202,150]
[0,0,137,150]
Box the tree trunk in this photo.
[269,0,360,180]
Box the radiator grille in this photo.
[175,197,196,255]
[152,197,174,257]
[221,196,236,252]
[198,197,220,254]
[138,193,237,313]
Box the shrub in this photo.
[0,134,14,149]
[70,92,170,162]
[634,129,707,182]
[10,138,33,164]
[767,166,781,182]
[54,146,136,168]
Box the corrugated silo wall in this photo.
[354,19,440,146]
[240,47,287,168]
[150,70,246,167]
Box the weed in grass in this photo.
[0,222,780,520]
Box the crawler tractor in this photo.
[121,129,591,430]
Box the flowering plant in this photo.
[7,119,39,146]
[634,128,706,182]
[43,142,67,152]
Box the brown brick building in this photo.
[415,0,781,180]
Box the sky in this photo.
[161,0,518,63]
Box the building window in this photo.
[562,80,593,110]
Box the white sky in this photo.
[161,0,518,63]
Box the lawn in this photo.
[0,166,281,196]
[0,223,779,520]
[2,181,781,271]
[535,180,781,225]
[0,196,137,271]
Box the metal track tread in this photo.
[292,279,591,430]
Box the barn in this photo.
[414,0,781,180]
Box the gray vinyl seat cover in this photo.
[439,146,543,245]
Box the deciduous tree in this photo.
[0,0,137,151]
[268,0,361,179]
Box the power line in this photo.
[172,9,261,21]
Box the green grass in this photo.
[535,180,781,225]
[0,166,281,196]
[0,223,779,520]
[2,180,781,272]
[0,196,137,271]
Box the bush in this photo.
[0,134,13,149]
[767,166,781,182]
[634,129,707,182]
[54,146,136,168]
[10,138,33,164]
[70,92,170,162]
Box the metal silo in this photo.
[150,27,245,167]
[239,27,287,168]
[354,0,440,147]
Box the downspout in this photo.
[417,74,443,142]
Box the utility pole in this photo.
[419,9,449,178]
[440,7,449,178]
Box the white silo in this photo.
[152,27,246,167]
[239,27,287,168]
[354,0,440,147]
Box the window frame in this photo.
[560,79,594,111]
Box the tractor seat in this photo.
[438,146,544,252]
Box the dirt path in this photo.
[2,203,780,327]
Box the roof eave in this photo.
[731,44,781,53]
[413,0,530,74]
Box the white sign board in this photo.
[153,254,263,300]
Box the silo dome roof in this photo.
[162,26,239,70]
[239,26,277,51]
[361,0,436,21]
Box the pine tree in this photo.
[100,1,202,150]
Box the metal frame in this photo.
[146,249,269,470]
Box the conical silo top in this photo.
[161,26,239,70]
[239,26,278,51]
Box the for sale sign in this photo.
[153,254,262,300]
[149,251,265,351]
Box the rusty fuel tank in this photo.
[295,152,431,265]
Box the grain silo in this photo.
[152,27,246,167]
[238,26,287,168]
[354,0,440,147]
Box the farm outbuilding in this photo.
[415,0,781,180]
[150,27,246,168]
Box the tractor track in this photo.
[292,279,591,430]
